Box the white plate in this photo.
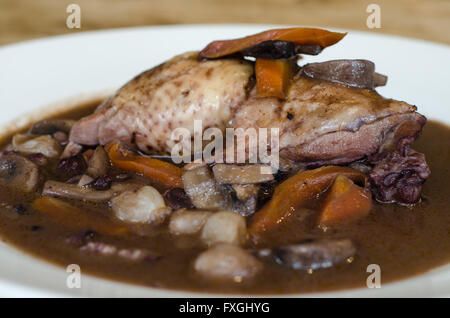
[0,24,449,297]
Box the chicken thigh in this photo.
[70,52,254,153]
[70,52,429,204]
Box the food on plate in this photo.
[0,27,448,294]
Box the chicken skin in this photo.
[70,52,254,153]
[71,52,425,167]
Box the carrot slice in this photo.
[318,175,372,228]
[32,197,128,236]
[255,58,297,99]
[199,28,346,59]
[105,142,183,188]
[248,166,367,239]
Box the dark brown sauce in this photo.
[0,100,449,294]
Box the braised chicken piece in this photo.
[70,52,429,204]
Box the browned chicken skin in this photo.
[70,52,429,204]
[70,52,253,153]
[233,75,426,165]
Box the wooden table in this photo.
[1,0,449,46]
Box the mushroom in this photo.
[212,164,274,184]
[42,180,138,202]
[182,166,228,210]
[300,59,387,89]
[29,119,75,135]
[86,146,110,178]
[60,141,83,159]
[0,154,40,192]
[263,238,356,270]
[226,184,259,217]
[12,134,61,158]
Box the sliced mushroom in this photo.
[194,244,262,282]
[300,59,387,89]
[42,180,138,202]
[266,238,356,270]
[212,164,274,184]
[0,154,40,192]
[182,166,228,210]
[29,119,75,135]
[86,146,110,178]
[12,134,61,158]
[225,184,259,217]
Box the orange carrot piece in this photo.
[318,175,371,228]
[248,166,367,239]
[199,28,346,59]
[32,197,128,236]
[255,58,297,99]
[105,142,183,188]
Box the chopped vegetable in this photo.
[255,58,297,99]
[0,154,40,192]
[110,186,170,224]
[163,188,195,209]
[43,180,137,202]
[199,27,346,59]
[268,238,356,270]
[77,174,94,187]
[300,59,387,89]
[240,40,323,59]
[12,134,61,158]
[212,164,274,184]
[241,40,296,59]
[29,119,75,135]
[32,196,128,235]
[58,154,87,176]
[248,166,367,238]
[169,209,212,235]
[228,184,259,217]
[182,166,228,210]
[87,146,110,178]
[194,244,262,281]
[61,141,83,159]
[105,141,183,188]
[201,211,247,246]
[318,175,372,228]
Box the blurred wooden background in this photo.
[1,0,449,46]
